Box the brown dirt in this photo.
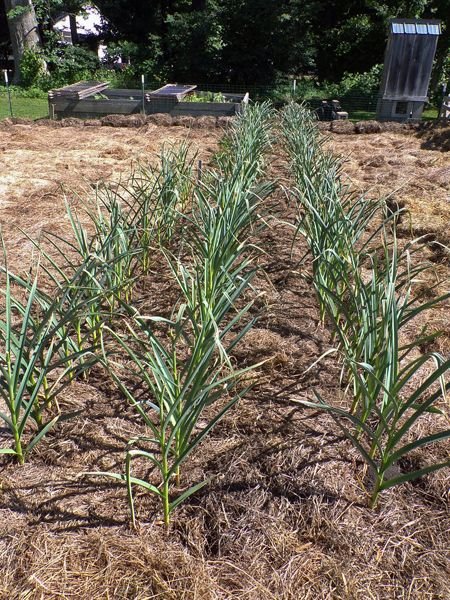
[0,123,449,599]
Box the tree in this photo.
[424,0,450,91]
[3,0,46,82]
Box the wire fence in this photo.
[0,80,442,122]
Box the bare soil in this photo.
[0,122,449,599]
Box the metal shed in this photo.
[376,19,441,122]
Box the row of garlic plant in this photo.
[281,102,450,507]
[93,102,276,527]
[0,251,100,463]
[0,143,196,465]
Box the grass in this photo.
[0,89,441,123]
[0,93,49,120]
[349,107,439,122]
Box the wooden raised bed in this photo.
[49,88,146,120]
[166,93,249,117]
[49,82,249,120]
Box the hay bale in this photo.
[101,114,128,127]
[11,117,33,125]
[380,121,408,133]
[419,125,450,152]
[330,120,355,134]
[354,120,383,134]
[193,116,216,129]
[121,114,147,127]
[316,121,331,132]
[60,117,84,127]
[217,116,233,129]
[100,114,146,128]
[172,116,195,128]
[146,113,173,127]
[84,119,102,127]
[35,118,61,128]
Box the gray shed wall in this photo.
[381,32,439,100]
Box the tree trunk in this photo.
[3,0,46,83]
[69,13,79,45]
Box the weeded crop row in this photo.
[281,102,450,507]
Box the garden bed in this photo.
[149,91,249,117]
[49,88,145,120]
[0,121,448,599]
[49,83,249,120]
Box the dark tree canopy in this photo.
[1,0,449,87]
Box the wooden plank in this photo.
[147,97,179,114]
[49,80,109,100]
[172,101,237,116]
[53,98,142,117]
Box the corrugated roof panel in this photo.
[427,23,441,35]
[391,21,441,35]
[392,23,404,33]
[404,23,416,34]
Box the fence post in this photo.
[3,70,13,118]
[141,74,146,116]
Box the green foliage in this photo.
[0,85,46,98]
[43,44,100,89]
[0,251,98,464]
[165,9,223,81]
[282,102,450,507]
[101,36,168,87]
[20,48,46,88]
[6,5,31,20]
[265,78,321,106]
[89,104,274,527]
[185,92,227,103]
[4,0,450,90]
[323,65,383,99]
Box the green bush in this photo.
[323,64,383,99]
[100,37,168,89]
[20,48,46,88]
[43,44,100,89]
[0,85,46,99]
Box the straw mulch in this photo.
[0,122,449,599]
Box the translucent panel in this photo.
[416,23,428,34]
[427,24,441,35]
[392,23,404,33]
[149,84,197,97]
[404,23,416,34]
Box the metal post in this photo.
[3,70,13,118]
[293,79,297,97]
[141,74,145,115]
